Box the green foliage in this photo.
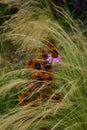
[0,1,87,130]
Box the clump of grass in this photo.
[0,0,87,130]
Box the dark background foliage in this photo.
[0,2,19,25]
[0,0,87,61]
[53,0,87,21]
[0,0,87,25]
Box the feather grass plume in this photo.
[0,0,87,130]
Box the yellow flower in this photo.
[18,91,31,105]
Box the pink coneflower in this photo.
[46,53,62,64]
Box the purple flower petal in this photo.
[52,55,62,64]
[46,53,62,64]
[46,53,52,63]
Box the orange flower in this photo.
[40,93,50,100]
[26,59,52,71]
[31,75,53,91]
[32,72,53,81]
[45,39,56,49]
[26,59,43,70]
[26,59,34,69]
[18,91,31,105]
[43,72,53,81]
[42,61,52,71]
[37,49,48,60]
[30,79,43,90]
[43,84,53,90]
[32,60,52,71]
[33,60,43,70]
[32,72,44,80]
[52,91,63,102]
[40,86,53,100]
